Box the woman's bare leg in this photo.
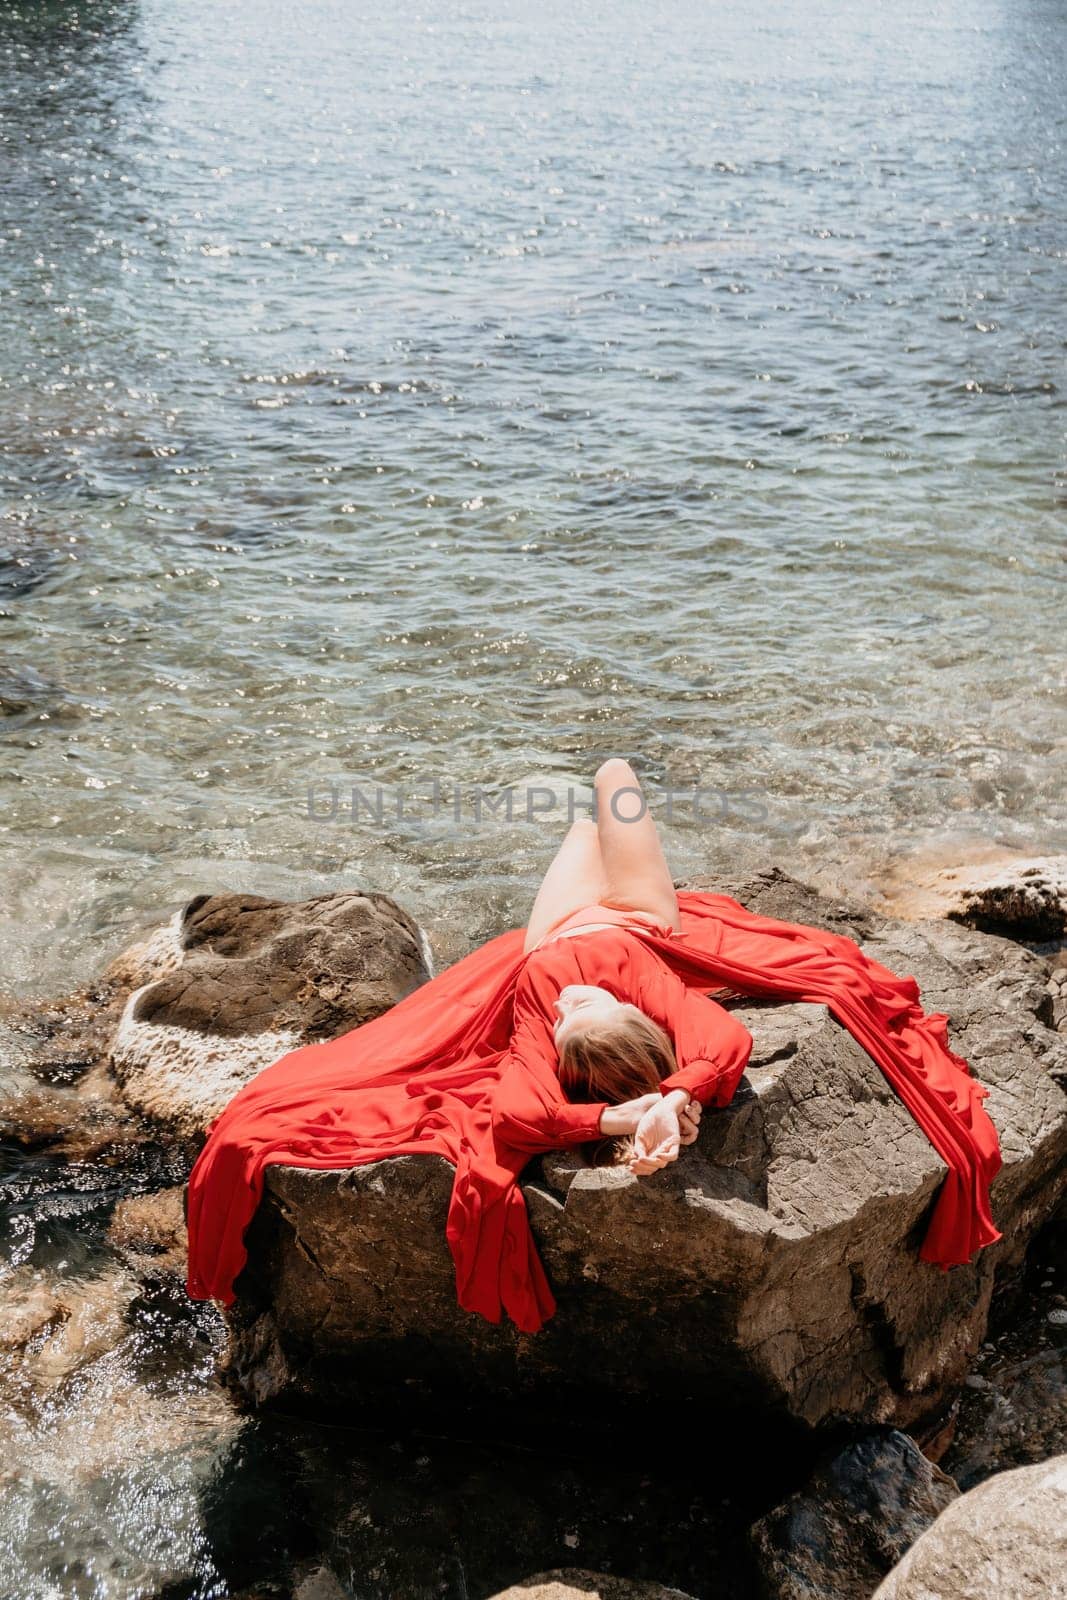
[523,818,608,954]
[594,758,681,932]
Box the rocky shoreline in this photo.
[1,860,1065,1599]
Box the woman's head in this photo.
[554,984,676,1104]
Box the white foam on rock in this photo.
[104,909,186,988]
[415,921,436,980]
[110,981,304,1133]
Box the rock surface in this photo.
[109,889,432,1133]
[870,1452,1067,1599]
[221,870,1067,1443]
[875,848,1067,943]
[2,888,432,1158]
[489,1574,696,1599]
[747,1427,958,1600]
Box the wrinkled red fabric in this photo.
[184,890,1003,1332]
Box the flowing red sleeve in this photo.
[488,961,609,1151]
[626,941,753,1106]
[445,958,608,1336]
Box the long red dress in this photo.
[184,890,1003,1333]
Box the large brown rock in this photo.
[870,1453,1067,1599]
[1,887,432,1162]
[109,889,432,1133]
[220,871,1067,1444]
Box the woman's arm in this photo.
[629,944,753,1108]
[489,966,611,1154]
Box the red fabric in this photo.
[184,890,1003,1332]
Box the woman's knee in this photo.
[595,761,647,825]
[595,756,636,786]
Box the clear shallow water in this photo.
[1,0,1065,1593]
[1,0,1065,996]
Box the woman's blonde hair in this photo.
[557,1004,677,1166]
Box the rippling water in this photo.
[1,0,1065,1592]
[2,0,1065,996]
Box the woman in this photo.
[185,759,1003,1335]
[516,757,749,1177]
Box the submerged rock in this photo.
[0,1258,241,1600]
[747,1427,958,1599]
[0,1016,144,1163]
[870,1452,1067,1599]
[107,1184,189,1282]
[220,870,1067,1443]
[0,1263,142,1396]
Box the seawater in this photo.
[1,0,1065,1594]
[2,0,1065,995]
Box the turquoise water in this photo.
[1,0,1065,1593]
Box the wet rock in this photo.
[747,1427,958,1599]
[946,1346,1067,1485]
[489,1574,697,1599]
[0,1274,66,1355]
[3,888,431,1153]
[870,1453,1067,1599]
[0,903,200,1168]
[101,912,189,990]
[0,897,181,1121]
[2,974,131,1091]
[943,859,1067,944]
[222,870,1067,1443]
[0,1259,241,1600]
[110,890,433,1133]
[0,1072,129,1156]
[0,1264,137,1391]
[939,1205,1067,1486]
[0,1020,145,1161]
[876,849,1067,944]
[107,1185,188,1279]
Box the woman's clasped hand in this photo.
[628,1088,700,1176]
